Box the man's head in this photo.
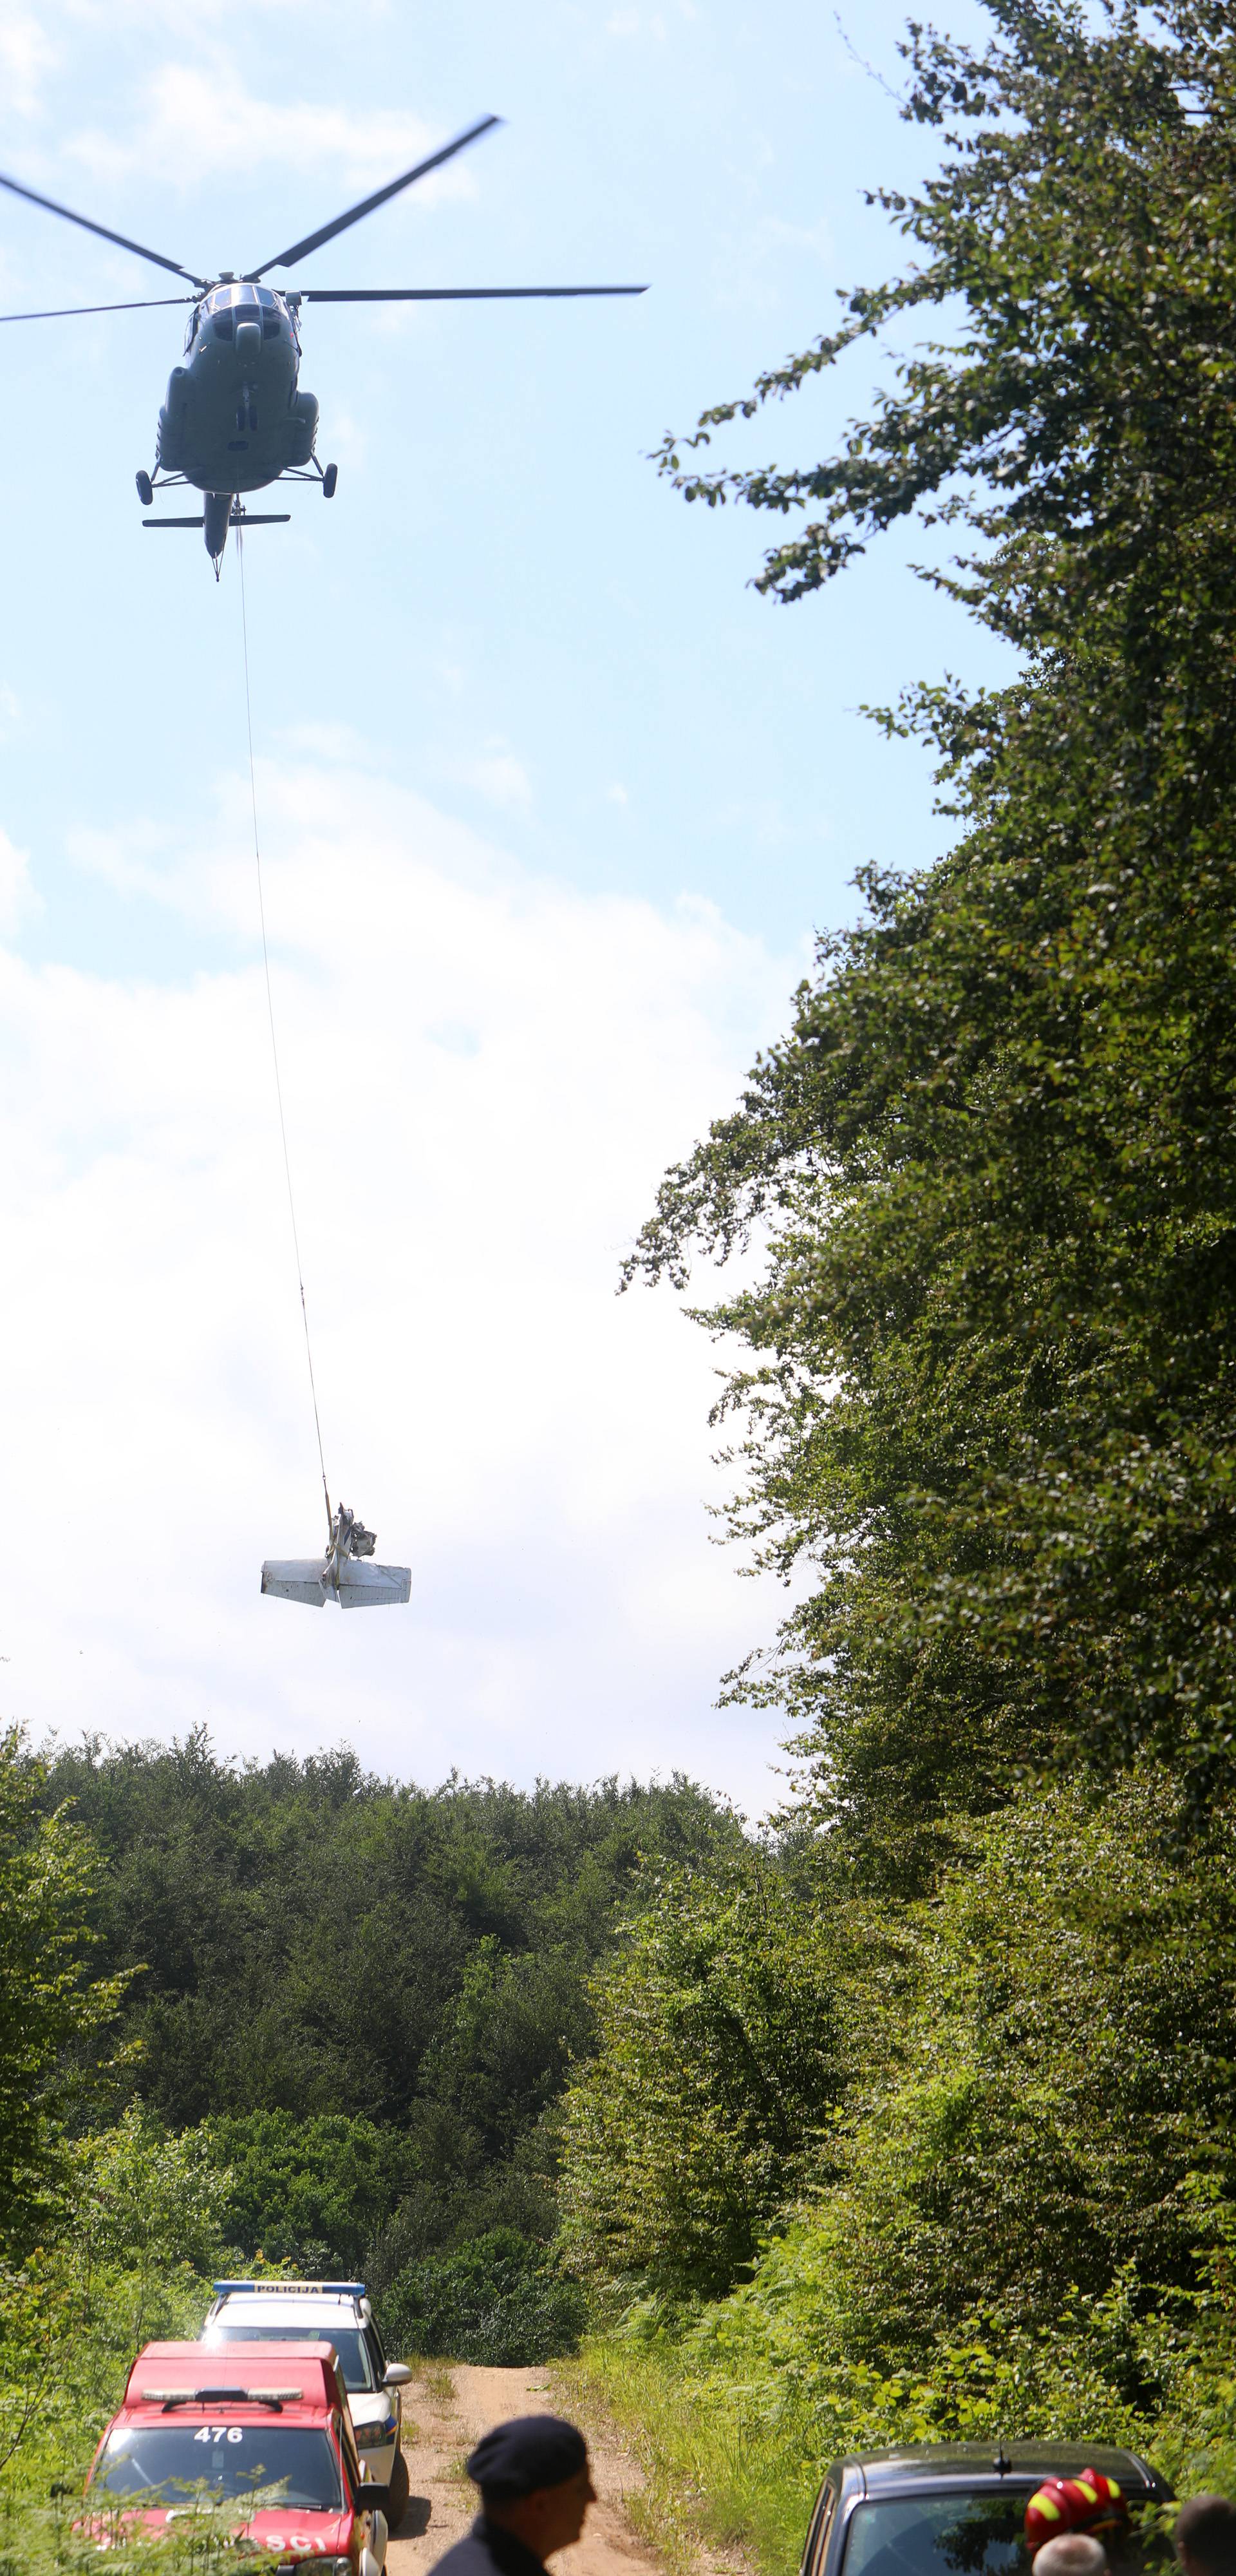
[1175,2496,1236,2576]
[1033,2537,1110,2576]
[466,2414,597,2564]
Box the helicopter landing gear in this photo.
[135,470,153,506]
[323,462,338,498]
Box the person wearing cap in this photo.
[429,2414,597,2576]
[1175,2497,1236,2576]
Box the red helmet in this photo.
[1025,2471,1128,2554]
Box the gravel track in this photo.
[386,2362,665,2576]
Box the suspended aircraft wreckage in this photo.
[0,115,646,571]
[262,1504,412,1613]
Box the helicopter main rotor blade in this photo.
[0,169,208,285]
[301,283,648,300]
[0,294,196,322]
[245,114,503,279]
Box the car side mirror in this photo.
[383,2362,413,2387]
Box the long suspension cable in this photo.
[237,525,333,1542]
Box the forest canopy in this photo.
[30,1732,742,2275]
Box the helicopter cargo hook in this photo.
[0,119,647,570]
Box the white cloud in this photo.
[64,70,485,202]
[713,210,836,312]
[604,783,629,808]
[3,760,807,1811]
[751,213,834,265]
[463,750,533,810]
[0,826,32,934]
[48,0,379,35]
[605,0,697,35]
[0,0,355,122]
[0,5,59,118]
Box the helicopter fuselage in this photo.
[154,279,317,497]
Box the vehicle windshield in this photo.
[91,2423,342,2511]
[204,2324,375,2392]
[843,2497,1156,2576]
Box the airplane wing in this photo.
[337,1560,411,1609]
[261,1560,326,1606]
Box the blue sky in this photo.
[0,0,1004,1812]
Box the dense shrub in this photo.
[203,2110,413,2273]
[561,1852,899,2300]
[563,1776,1236,2343]
[379,2228,585,2366]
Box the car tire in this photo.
[384,2447,410,2531]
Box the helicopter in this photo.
[0,116,646,573]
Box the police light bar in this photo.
[211,2279,366,2298]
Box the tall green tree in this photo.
[656,0,1236,649]
[561,1854,868,2300]
[0,1731,123,2244]
[632,0,1236,1849]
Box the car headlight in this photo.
[354,2420,396,2447]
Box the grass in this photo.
[554,2324,1229,2576]
[412,2362,458,2409]
[555,2336,818,2576]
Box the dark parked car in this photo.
[800,2446,1173,2576]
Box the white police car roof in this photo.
[212,2280,366,2298]
[209,2280,370,2321]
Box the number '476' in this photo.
[193,2427,243,2443]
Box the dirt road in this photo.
[385,2363,666,2576]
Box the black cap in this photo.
[466,2416,588,2500]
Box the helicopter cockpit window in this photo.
[254,287,283,338]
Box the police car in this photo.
[199,2280,411,2525]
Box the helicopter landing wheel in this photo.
[135,470,153,507]
[323,462,338,499]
